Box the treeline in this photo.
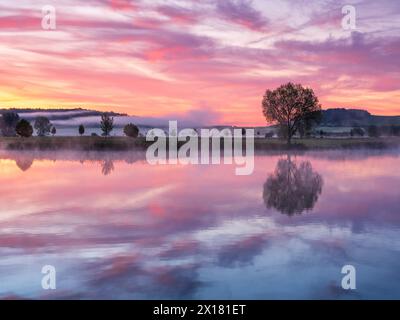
[0,111,140,138]
[349,125,400,138]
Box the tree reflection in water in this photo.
[263,155,323,216]
[15,156,34,172]
[101,159,115,176]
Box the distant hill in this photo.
[321,108,400,127]
[0,108,127,121]
[1,107,400,129]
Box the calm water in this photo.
[0,149,399,299]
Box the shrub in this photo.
[350,127,365,137]
[123,123,139,138]
[79,124,85,136]
[16,119,33,138]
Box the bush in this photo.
[16,119,33,138]
[350,127,365,137]
[79,124,85,136]
[123,123,139,138]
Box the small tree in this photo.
[100,113,114,137]
[262,83,321,144]
[34,116,52,136]
[123,123,139,138]
[51,126,57,136]
[79,124,85,136]
[0,111,20,136]
[368,125,381,138]
[16,119,33,138]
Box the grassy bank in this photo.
[254,137,400,151]
[1,136,399,151]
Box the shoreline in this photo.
[0,136,399,152]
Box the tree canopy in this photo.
[100,114,114,137]
[16,119,33,138]
[123,123,139,138]
[262,83,321,144]
[0,111,20,136]
[34,116,52,136]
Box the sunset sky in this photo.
[0,0,399,126]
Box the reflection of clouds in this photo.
[217,235,268,268]
[0,151,400,299]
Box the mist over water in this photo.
[0,149,399,299]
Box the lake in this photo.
[0,149,399,299]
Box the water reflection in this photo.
[15,155,34,172]
[101,159,115,176]
[0,149,400,299]
[1,150,145,175]
[263,155,323,216]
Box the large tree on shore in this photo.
[262,83,322,144]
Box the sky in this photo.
[0,0,399,126]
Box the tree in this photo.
[123,123,139,138]
[16,119,33,138]
[263,156,323,216]
[0,111,20,136]
[79,124,85,136]
[100,113,114,137]
[368,125,381,138]
[262,83,321,144]
[34,117,52,136]
[51,126,57,136]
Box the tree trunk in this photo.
[287,126,291,145]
